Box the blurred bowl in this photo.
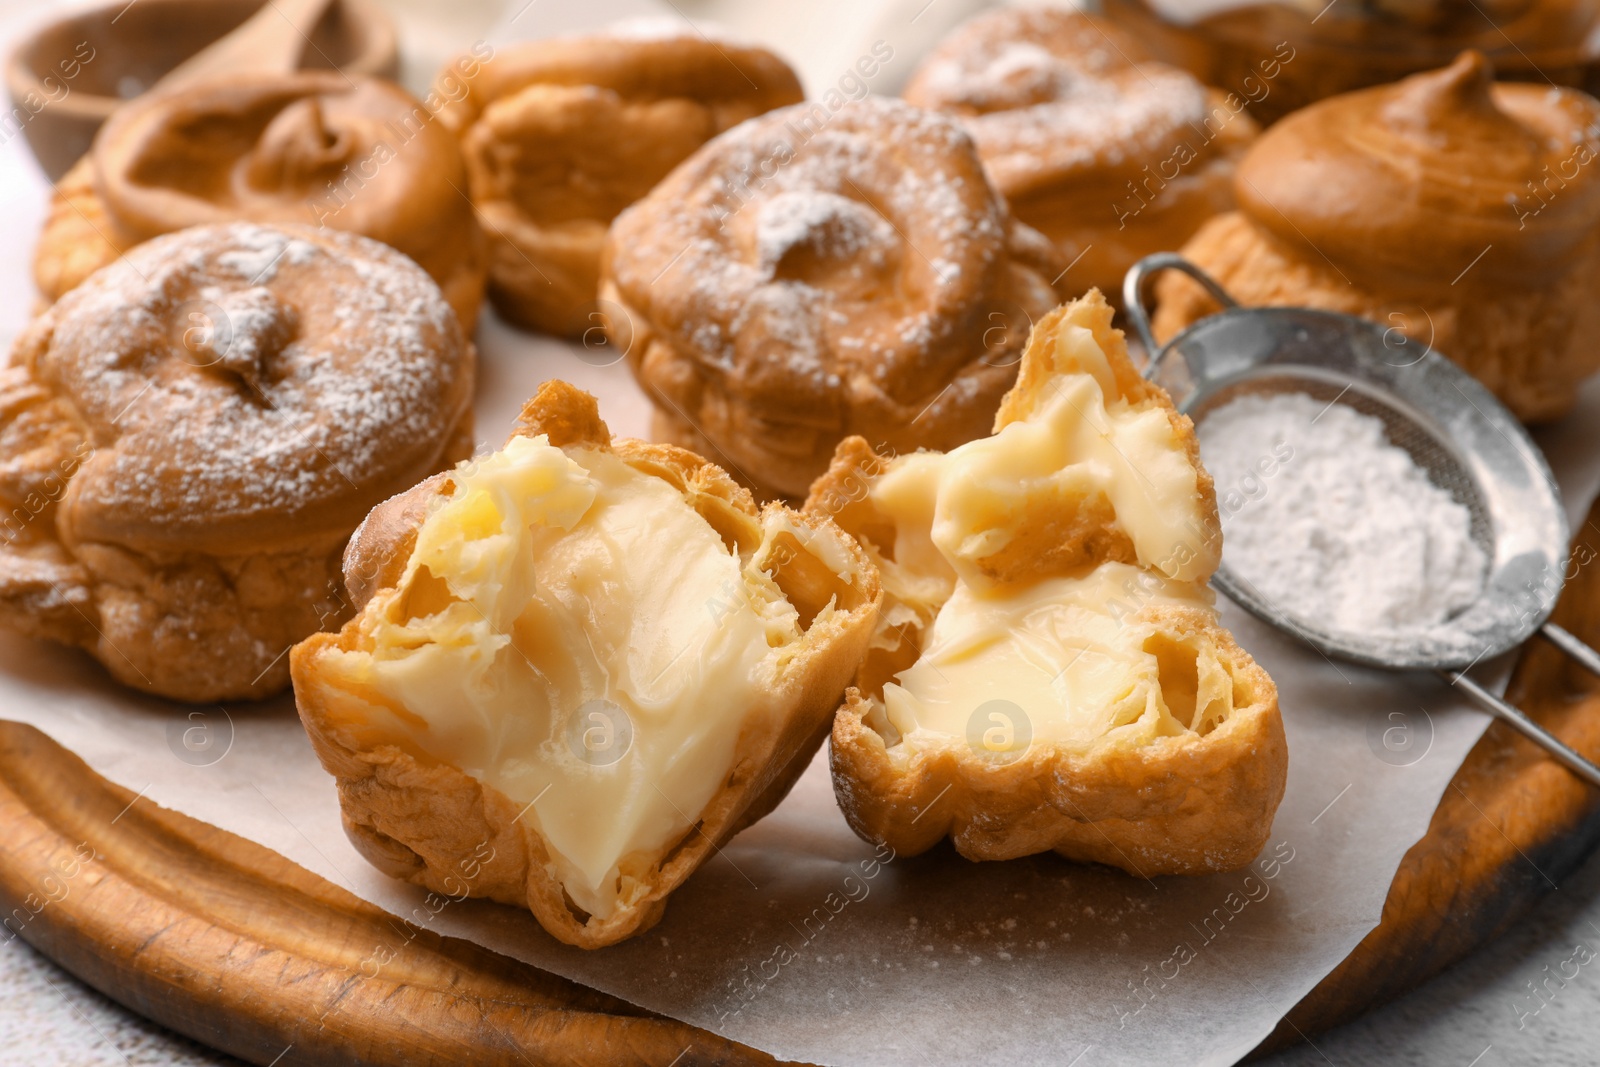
[5,0,398,180]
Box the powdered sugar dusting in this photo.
[611,97,1013,399]
[906,7,1213,189]
[970,65,1208,186]
[910,8,1131,113]
[213,227,319,283]
[918,40,1079,113]
[755,190,897,273]
[38,222,468,542]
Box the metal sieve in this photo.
[1124,253,1600,788]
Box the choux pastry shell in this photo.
[903,7,1257,305]
[0,222,475,702]
[34,72,488,331]
[1153,51,1600,423]
[434,24,803,336]
[806,290,1286,875]
[291,381,882,947]
[602,96,1064,501]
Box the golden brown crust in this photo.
[0,222,475,702]
[31,158,121,308]
[292,380,883,948]
[340,474,449,616]
[902,7,1256,303]
[1234,51,1600,290]
[33,72,487,332]
[830,608,1284,872]
[1153,53,1600,423]
[603,96,1065,501]
[805,290,1284,875]
[510,378,613,448]
[436,28,803,336]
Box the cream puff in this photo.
[0,222,475,702]
[34,72,487,330]
[904,6,1257,305]
[434,23,803,336]
[806,290,1286,874]
[601,96,1064,501]
[1153,51,1600,422]
[291,381,881,947]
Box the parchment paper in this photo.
[5,2,1600,1064]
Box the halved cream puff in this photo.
[292,382,880,947]
[806,291,1285,875]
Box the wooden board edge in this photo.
[0,720,781,1067]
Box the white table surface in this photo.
[4,1,1600,1064]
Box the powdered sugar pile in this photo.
[1197,393,1487,634]
[754,190,897,275]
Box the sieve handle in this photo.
[1122,253,1239,377]
[1540,622,1600,679]
[1441,669,1600,789]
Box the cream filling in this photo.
[873,316,1216,590]
[863,318,1231,751]
[321,435,803,920]
[882,563,1236,751]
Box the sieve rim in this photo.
[1148,303,1568,672]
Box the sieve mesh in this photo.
[1128,257,1566,670]
[1189,370,1497,627]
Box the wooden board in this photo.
[4,508,1600,1067]
[0,723,772,1067]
